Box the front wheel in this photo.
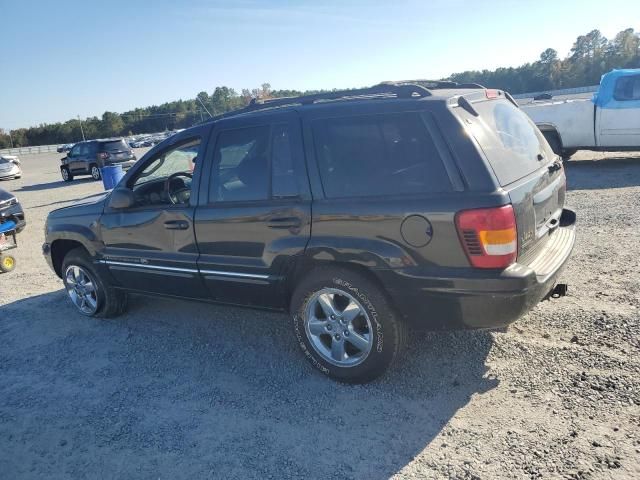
[61,166,73,182]
[90,165,101,181]
[61,247,127,317]
[291,267,406,383]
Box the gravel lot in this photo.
[0,150,639,479]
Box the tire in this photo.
[61,166,73,182]
[542,130,562,156]
[291,267,406,383]
[90,164,101,181]
[562,149,577,161]
[0,255,16,273]
[61,247,127,318]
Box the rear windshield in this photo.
[468,99,549,186]
[99,139,130,152]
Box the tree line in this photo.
[1,27,638,149]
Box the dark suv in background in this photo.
[60,138,136,182]
[43,83,575,382]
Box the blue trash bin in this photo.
[100,165,125,190]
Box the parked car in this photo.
[0,187,26,233]
[521,69,640,159]
[57,143,75,153]
[60,138,137,182]
[43,83,575,382]
[0,155,22,180]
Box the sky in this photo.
[1,0,638,130]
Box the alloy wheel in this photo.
[304,288,373,367]
[64,265,99,315]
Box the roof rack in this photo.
[386,79,486,89]
[207,83,432,122]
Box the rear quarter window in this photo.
[468,99,549,186]
[312,112,452,198]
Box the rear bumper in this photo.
[380,208,576,330]
[106,160,136,170]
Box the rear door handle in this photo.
[267,216,302,229]
[164,220,189,230]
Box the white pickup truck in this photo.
[521,69,640,159]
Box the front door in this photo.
[67,143,86,172]
[597,73,640,147]
[195,113,311,308]
[99,130,209,298]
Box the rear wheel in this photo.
[61,247,127,318]
[562,149,577,161]
[291,267,406,383]
[61,166,73,182]
[90,165,101,181]
[542,130,562,156]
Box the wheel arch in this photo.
[50,239,91,277]
[285,259,397,314]
[537,124,564,150]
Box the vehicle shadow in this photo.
[565,156,640,190]
[0,291,498,479]
[16,178,96,192]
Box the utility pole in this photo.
[8,130,13,148]
[196,96,213,118]
[77,115,86,141]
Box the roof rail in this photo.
[208,83,432,122]
[386,79,486,89]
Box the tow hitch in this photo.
[546,283,568,300]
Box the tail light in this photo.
[485,89,499,99]
[455,205,517,269]
[98,152,110,160]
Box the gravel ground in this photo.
[0,150,639,479]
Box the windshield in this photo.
[463,99,551,186]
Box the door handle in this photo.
[267,216,302,229]
[164,220,189,230]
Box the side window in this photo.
[211,126,270,202]
[69,144,81,157]
[130,138,200,206]
[271,124,299,198]
[79,143,89,156]
[312,113,452,198]
[613,75,640,101]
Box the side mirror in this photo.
[108,188,135,209]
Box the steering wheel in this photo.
[164,172,193,205]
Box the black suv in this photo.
[60,138,136,182]
[43,83,575,382]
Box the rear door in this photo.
[597,73,640,147]
[194,111,311,308]
[458,97,566,257]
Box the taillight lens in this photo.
[485,89,499,99]
[455,205,517,269]
[98,152,110,160]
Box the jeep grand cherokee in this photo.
[43,82,575,383]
